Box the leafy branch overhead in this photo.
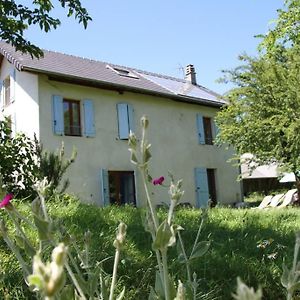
[0,0,92,58]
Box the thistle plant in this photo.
[128,116,210,299]
[0,179,127,299]
[232,278,262,300]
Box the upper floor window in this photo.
[203,117,213,145]
[196,114,217,145]
[4,76,10,107]
[63,99,81,136]
[52,95,95,137]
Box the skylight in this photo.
[107,65,139,79]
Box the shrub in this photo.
[0,118,38,198]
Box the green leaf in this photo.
[152,220,173,251]
[33,214,51,241]
[14,235,25,249]
[148,287,159,300]
[190,241,211,260]
[116,287,126,300]
[154,271,164,298]
[100,271,109,300]
[169,275,177,299]
[27,274,44,290]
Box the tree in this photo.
[216,0,300,198]
[0,0,91,58]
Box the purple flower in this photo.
[0,194,13,208]
[152,176,165,185]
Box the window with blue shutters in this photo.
[196,114,217,145]
[117,103,134,139]
[51,95,95,137]
[100,169,136,206]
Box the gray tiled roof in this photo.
[0,41,225,107]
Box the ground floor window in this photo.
[108,171,136,205]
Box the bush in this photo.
[0,119,38,198]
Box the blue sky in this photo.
[25,0,284,94]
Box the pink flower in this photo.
[152,176,165,185]
[0,194,13,208]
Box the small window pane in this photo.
[203,117,213,145]
[63,99,81,136]
[4,77,10,106]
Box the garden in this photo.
[1,116,300,300]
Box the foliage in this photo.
[258,0,300,54]
[216,0,300,197]
[36,141,77,196]
[0,179,128,300]
[0,118,39,198]
[0,0,91,58]
[217,47,300,179]
[2,200,300,299]
[0,119,76,199]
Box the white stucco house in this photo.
[0,41,242,207]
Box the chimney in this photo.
[185,64,197,85]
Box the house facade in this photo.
[0,42,242,207]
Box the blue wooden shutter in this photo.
[10,66,16,102]
[127,104,134,134]
[194,168,209,208]
[0,81,3,110]
[52,95,64,135]
[196,114,205,144]
[83,99,95,137]
[117,103,130,139]
[100,169,110,206]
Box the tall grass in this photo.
[1,196,300,299]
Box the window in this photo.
[52,95,95,137]
[194,167,217,208]
[4,76,10,107]
[63,99,81,136]
[203,117,213,145]
[196,114,217,145]
[100,169,136,206]
[107,65,139,79]
[117,103,134,139]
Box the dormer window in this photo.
[107,65,139,79]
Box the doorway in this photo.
[108,171,136,205]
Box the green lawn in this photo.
[0,197,300,299]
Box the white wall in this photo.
[0,58,39,138]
